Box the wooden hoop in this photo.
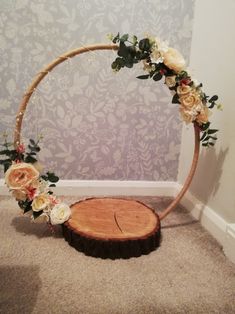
[14,43,200,221]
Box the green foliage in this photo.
[0,137,41,173]
[172,93,180,104]
[200,125,218,147]
[41,172,59,183]
[33,210,43,219]
[18,199,33,214]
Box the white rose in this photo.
[163,48,186,73]
[32,193,50,212]
[50,203,71,225]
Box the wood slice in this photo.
[62,198,161,259]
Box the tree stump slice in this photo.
[62,198,161,259]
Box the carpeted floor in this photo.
[0,195,234,314]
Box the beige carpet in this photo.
[0,195,234,314]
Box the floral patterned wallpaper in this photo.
[0,0,195,180]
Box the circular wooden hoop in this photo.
[14,43,200,221]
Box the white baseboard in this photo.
[0,178,234,263]
[50,180,178,197]
[0,179,178,197]
[176,184,227,246]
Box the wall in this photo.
[178,0,235,222]
[0,0,194,180]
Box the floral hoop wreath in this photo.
[0,33,221,227]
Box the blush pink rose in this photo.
[5,162,39,190]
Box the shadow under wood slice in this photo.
[62,198,161,259]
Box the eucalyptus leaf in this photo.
[172,93,180,104]
[209,95,218,103]
[153,72,162,81]
[208,129,218,134]
[136,75,150,80]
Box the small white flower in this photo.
[39,179,50,193]
[50,203,71,225]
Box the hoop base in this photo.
[62,198,161,259]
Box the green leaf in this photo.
[132,35,138,45]
[18,200,32,213]
[202,143,209,147]
[25,155,37,163]
[4,162,12,173]
[209,136,217,140]
[209,95,218,103]
[172,93,180,104]
[135,51,149,61]
[28,145,40,152]
[208,129,218,134]
[153,72,162,81]
[208,102,215,109]
[111,61,119,70]
[33,210,43,219]
[29,139,36,145]
[200,132,208,142]
[201,122,210,131]
[118,41,128,58]
[112,33,120,43]
[138,38,151,51]
[0,150,9,155]
[204,136,211,141]
[120,34,129,42]
[115,57,126,67]
[47,172,59,183]
[136,74,150,79]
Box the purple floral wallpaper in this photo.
[0,0,195,180]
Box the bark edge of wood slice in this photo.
[62,198,161,259]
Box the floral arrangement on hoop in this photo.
[0,134,71,226]
[108,33,221,146]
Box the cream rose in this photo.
[163,48,186,73]
[32,193,51,212]
[177,85,192,96]
[179,106,196,124]
[196,106,210,124]
[179,91,202,109]
[165,76,176,88]
[50,203,71,225]
[5,162,39,190]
